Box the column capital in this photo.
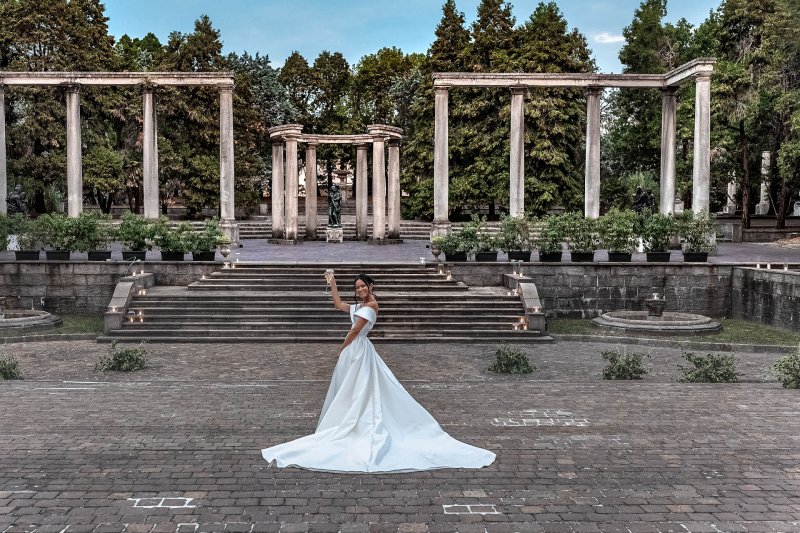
[64,84,80,94]
[694,73,712,82]
[434,85,451,93]
[661,86,678,96]
[387,138,401,148]
[305,139,319,147]
[510,86,526,96]
[219,83,235,93]
[586,86,603,96]
[355,142,369,150]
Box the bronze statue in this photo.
[328,183,342,228]
[7,185,28,216]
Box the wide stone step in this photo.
[100,333,552,344]
[187,282,468,291]
[118,319,526,330]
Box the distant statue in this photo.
[7,184,28,216]
[633,186,654,214]
[328,183,342,228]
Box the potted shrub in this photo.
[641,212,677,262]
[117,212,154,261]
[190,218,224,261]
[438,231,467,262]
[473,215,498,262]
[561,212,598,262]
[533,214,564,262]
[598,208,638,262]
[497,214,534,262]
[152,218,192,261]
[6,214,39,260]
[72,212,115,261]
[679,209,717,262]
[33,213,75,260]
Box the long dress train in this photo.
[261,304,496,473]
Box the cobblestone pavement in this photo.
[2,340,800,532]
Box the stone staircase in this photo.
[101,264,551,343]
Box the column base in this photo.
[431,220,452,239]
[367,238,403,245]
[326,227,344,243]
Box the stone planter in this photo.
[474,251,498,262]
[444,252,468,262]
[683,252,709,263]
[87,250,112,261]
[45,250,70,261]
[538,252,563,262]
[192,251,216,261]
[507,251,532,262]
[607,252,632,262]
[160,251,186,261]
[646,252,671,263]
[570,252,594,263]
[14,250,40,261]
[122,250,147,262]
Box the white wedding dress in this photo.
[261,303,496,473]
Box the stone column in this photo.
[355,143,369,240]
[433,86,450,236]
[660,87,677,215]
[0,86,6,214]
[509,87,526,217]
[692,74,712,215]
[755,151,771,215]
[305,142,318,240]
[371,135,386,240]
[142,86,159,219]
[271,142,285,239]
[219,85,238,244]
[66,85,83,216]
[584,87,602,219]
[284,133,299,241]
[387,138,401,239]
[724,179,737,215]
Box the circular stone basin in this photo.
[0,309,62,332]
[592,311,721,335]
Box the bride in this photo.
[261,271,495,473]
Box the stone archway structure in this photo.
[268,124,403,242]
[0,71,239,243]
[431,58,716,235]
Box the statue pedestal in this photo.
[326,227,343,243]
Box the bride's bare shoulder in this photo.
[365,301,379,312]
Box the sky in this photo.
[104,0,721,73]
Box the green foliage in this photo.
[641,212,677,252]
[496,214,535,252]
[152,219,194,254]
[32,213,76,250]
[601,349,650,380]
[0,214,10,249]
[189,218,225,252]
[560,212,599,253]
[117,213,154,251]
[678,350,741,383]
[0,354,23,380]
[95,340,148,372]
[678,210,717,253]
[83,146,124,214]
[71,212,115,252]
[533,214,564,254]
[4,214,34,249]
[488,342,535,374]
[597,208,638,253]
[770,345,800,389]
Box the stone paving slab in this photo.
[2,340,800,532]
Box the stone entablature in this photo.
[0,71,235,86]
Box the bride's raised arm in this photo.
[326,272,351,313]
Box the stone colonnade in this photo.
[267,124,403,242]
[0,72,239,243]
[431,59,716,235]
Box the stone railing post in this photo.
[66,85,83,216]
[387,138,401,239]
[219,84,239,244]
[509,86,526,217]
[692,73,712,215]
[142,85,159,219]
[660,87,677,215]
[305,141,318,240]
[433,86,450,237]
[584,86,602,219]
[355,143,369,240]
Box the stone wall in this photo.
[0,261,218,315]
[731,267,800,331]
[448,262,732,318]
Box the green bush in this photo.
[678,209,717,253]
[32,213,76,250]
[770,346,800,389]
[6,213,35,249]
[488,342,536,374]
[95,340,148,372]
[560,212,599,253]
[601,350,650,380]
[152,219,194,253]
[533,214,564,254]
[641,212,677,253]
[0,355,22,380]
[71,212,115,252]
[117,213,154,251]
[678,350,741,383]
[189,218,225,252]
[598,208,638,253]
[496,214,535,252]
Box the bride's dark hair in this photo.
[353,273,375,303]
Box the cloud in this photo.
[594,32,625,44]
